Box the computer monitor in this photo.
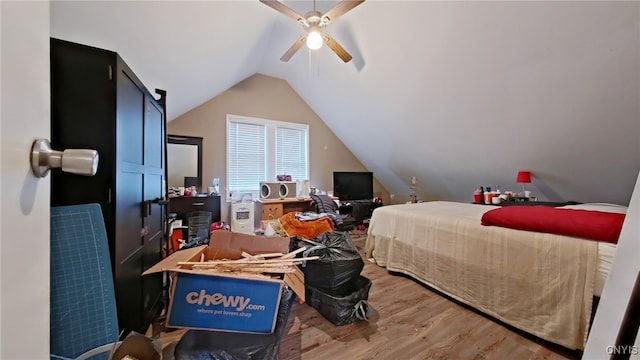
[333,171,373,201]
[184,176,199,191]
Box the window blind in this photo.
[228,121,265,192]
[276,126,308,182]
[227,114,309,197]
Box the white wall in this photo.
[0,1,51,357]
[584,171,640,358]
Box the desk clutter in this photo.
[473,186,537,205]
[473,171,539,205]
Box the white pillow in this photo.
[560,203,627,214]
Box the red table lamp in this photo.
[517,171,531,194]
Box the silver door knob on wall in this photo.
[30,139,99,178]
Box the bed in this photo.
[364,201,626,350]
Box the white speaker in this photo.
[260,182,281,200]
[279,181,296,199]
[230,202,254,235]
[260,181,297,200]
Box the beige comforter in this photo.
[365,201,597,350]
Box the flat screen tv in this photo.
[333,171,373,201]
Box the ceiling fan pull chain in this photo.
[307,48,320,79]
[308,47,312,80]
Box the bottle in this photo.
[474,187,483,203]
[484,188,491,205]
[213,177,220,194]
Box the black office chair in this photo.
[182,210,212,248]
[310,193,356,231]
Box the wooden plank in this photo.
[178,256,318,266]
[284,266,306,302]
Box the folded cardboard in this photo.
[143,230,296,334]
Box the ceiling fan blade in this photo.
[280,35,306,62]
[322,0,365,24]
[260,0,305,23]
[324,34,353,63]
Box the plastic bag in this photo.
[305,275,371,326]
[291,231,364,296]
[174,286,295,360]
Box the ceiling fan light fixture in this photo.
[261,0,365,62]
[306,30,323,50]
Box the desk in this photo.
[341,200,380,226]
[256,198,315,220]
[169,195,221,225]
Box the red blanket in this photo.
[481,206,625,244]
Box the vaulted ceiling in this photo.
[51,1,640,205]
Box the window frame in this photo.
[226,114,309,201]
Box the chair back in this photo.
[50,204,119,359]
[187,210,212,246]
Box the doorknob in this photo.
[30,139,99,178]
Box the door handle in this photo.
[30,139,99,178]
[142,198,169,218]
[153,197,169,206]
[142,201,152,218]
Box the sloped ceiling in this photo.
[51,1,640,205]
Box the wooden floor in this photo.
[157,231,581,360]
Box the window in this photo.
[226,114,309,198]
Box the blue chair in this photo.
[50,204,120,360]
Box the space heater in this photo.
[230,202,254,235]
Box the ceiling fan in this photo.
[260,0,365,63]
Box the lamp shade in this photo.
[517,171,532,183]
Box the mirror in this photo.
[167,135,202,192]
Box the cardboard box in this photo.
[111,333,161,360]
[144,230,293,334]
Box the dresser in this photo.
[169,195,221,225]
[256,198,315,220]
[50,38,166,334]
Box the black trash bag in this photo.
[174,286,295,360]
[290,231,364,296]
[305,275,371,326]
